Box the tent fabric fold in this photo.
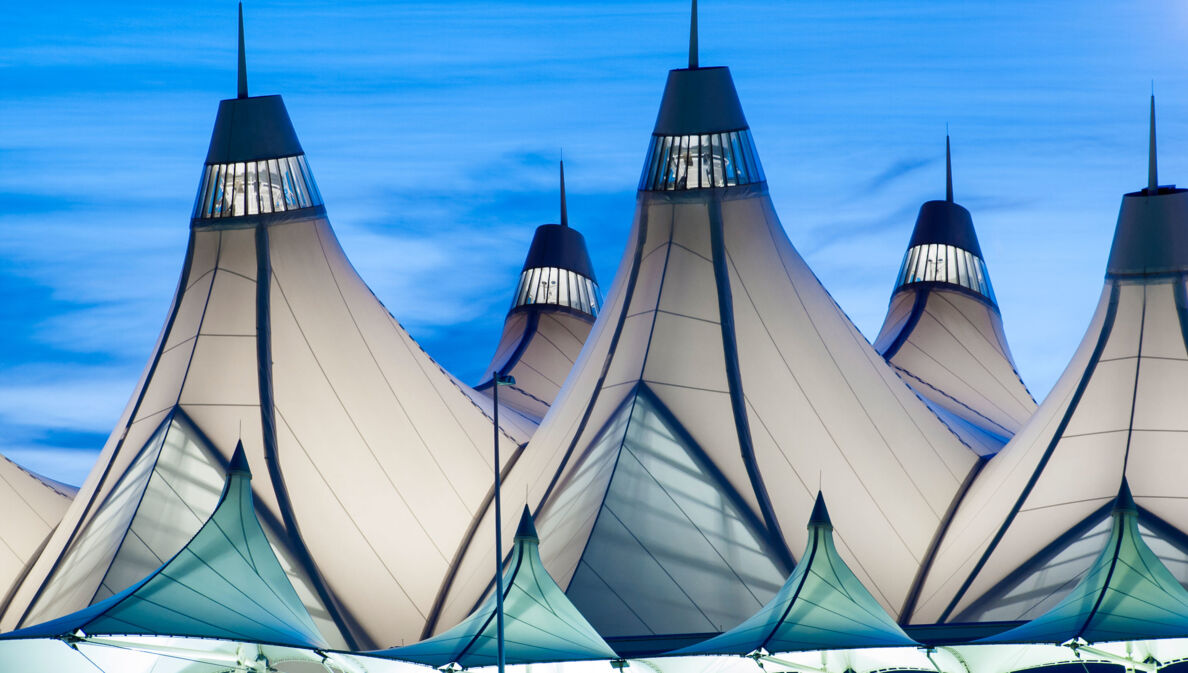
[676,492,919,656]
[2,442,329,651]
[378,506,617,667]
[978,479,1188,645]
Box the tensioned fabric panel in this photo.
[6,452,328,649]
[979,487,1188,645]
[480,310,594,421]
[428,204,679,635]
[882,289,1035,451]
[913,277,1188,624]
[0,455,73,604]
[564,389,786,636]
[720,194,977,618]
[381,510,615,667]
[678,495,918,655]
[266,216,525,645]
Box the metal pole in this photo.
[493,378,506,673]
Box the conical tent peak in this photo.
[228,440,251,476]
[515,505,538,541]
[1114,477,1137,514]
[237,3,248,99]
[808,491,832,529]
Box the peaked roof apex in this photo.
[515,506,538,541]
[808,491,831,528]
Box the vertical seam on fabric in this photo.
[937,282,1122,622]
[881,287,930,360]
[762,529,820,651]
[1121,286,1147,473]
[1076,512,1127,640]
[253,222,358,649]
[708,192,793,572]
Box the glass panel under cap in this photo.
[245,162,259,216]
[297,155,322,205]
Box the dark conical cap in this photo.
[521,224,597,281]
[515,506,539,541]
[808,491,832,529]
[1114,477,1137,514]
[204,7,304,164]
[228,440,252,477]
[651,1,747,136]
[1107,95,1188,277]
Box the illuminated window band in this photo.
[896,243,996,302]
[193,154,323,219]
[639,129,766,191]
[512,266,601,317]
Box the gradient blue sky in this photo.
[3,1,1186,485]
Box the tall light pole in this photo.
[491,372,515,673]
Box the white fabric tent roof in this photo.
[0,21,530,650]
[911,107,1188,625]
[0,454,74,608]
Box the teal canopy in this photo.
[978,479,1188,645]
[379,507,617,667]
[4,443,329,650]
[676,493,919,655]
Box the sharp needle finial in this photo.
[1149,93,1158,194]
[559,157,569,228]
[237,3,249,99]
[689,0,699,69]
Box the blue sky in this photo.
[2,1,1186,485]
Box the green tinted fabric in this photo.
[379,508,616,667]
[677,494,918,655]
[6,449,328,650]
[980,481,1188,645]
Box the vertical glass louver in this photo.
[638,129,765,191]
[511,266,601,317]
[895,242,996,302]
[193,154,323,219]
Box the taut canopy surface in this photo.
[377,507,616,667]
[912,98,1188,626]
[3,443,328,650]
[0,11,530,650]
[873,136,1035,456]
[427,5,977,641]
[0,455,74,610]
[676,493,919,655]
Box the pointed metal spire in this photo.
[559,159,569,227]
[237,3,249,99]
[945,133,954,203]
[1149,94,1158,194]
[688,0,698,69]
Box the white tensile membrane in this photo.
[426,61,978,638]
[876,287,1035,456]
[0,86,529,648]
[911,103,1188,625]
[0,455,74,607]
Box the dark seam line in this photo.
[938,282,1121,622]
[458,548,527,660]
[900,454,988,622]
[930,291,1035,403]
[1136,506,1188,559]
[951,504,1111,623]
[253,223,357,649]
[1077,513,1127,640]
[498,312,541,378]
[1121,287,1147,473]
[762,529,820,650]
[1175,274,1188,363]
[421,435,527,638]
[708,193,793,572]
[575,561,655,635]
[881,286,930,360]
[636,383,778,604]
[9,226,200,626]
[890,364,1014,438]
[642,380,728,394]
[535,202,650,513]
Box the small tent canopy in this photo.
[2,442,329,651]
[378,507,617,667]
[676,492,919,656]
[978,478,1188,645]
